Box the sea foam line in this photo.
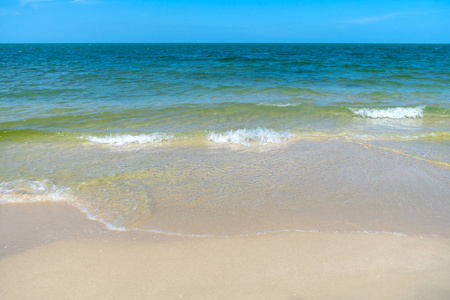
[207,128,293,146]
[349,106,425,119]
[84,133,174,145]
[0,180,435,238]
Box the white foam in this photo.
[350,106,425,119]
[258,103,301,107]
[85,133,173,145]
[0,179,67,203]
[207,128,293,146]
[351,230,409,237]
[81,208,130,231]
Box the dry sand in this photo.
[1,203,450,300]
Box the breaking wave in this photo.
[350,106,425,119]
[0,179,67,203]
[207,128,294,146]
[84,133,174,145]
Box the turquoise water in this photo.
[1,44,449,236]
[1,44,449,139]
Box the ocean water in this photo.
[1,44,449,236]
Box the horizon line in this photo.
[1,42,449,44]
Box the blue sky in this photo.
[0,0,449,43]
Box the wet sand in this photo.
[1,203,450,300]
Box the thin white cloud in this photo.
[348,13,402,24]
[346,11,436,24]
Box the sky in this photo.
[0,0,449,43]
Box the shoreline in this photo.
[1,199,446,259]
[1,202,450,299]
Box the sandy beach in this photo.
[1,203,450,300]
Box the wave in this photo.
[0,179,67,203]
[257,103,304,107]
[207,128,294,146]
[2,104,447,145]
[84,133,174,145]
[3,104,447,136]
[349,106,425,119]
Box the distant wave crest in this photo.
[207,128,293,146]
[85,133,173,145]
[257,103,302,107]
[350,106,425,119]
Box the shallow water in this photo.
[1,44,449,236]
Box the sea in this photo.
[1,43,449,237]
